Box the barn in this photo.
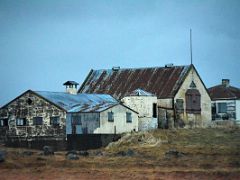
[78,64,212,128]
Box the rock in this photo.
[0,150,6,162]
[79,150,89,156]
[22,151,34,156]
[66,153,79,160]
[116,149,135,157]
[165,149,185,158]
[66,150,78,156]
[43,146,54,156]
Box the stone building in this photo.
[121,89,158,131]
[78,64,212,128]
[0,82,138,140]
[208,79,240,125]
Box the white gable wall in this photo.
[174,67,212,127]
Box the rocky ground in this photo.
[0,127,240,180]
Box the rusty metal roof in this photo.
[208,85,240,100]
[78,65,191,99]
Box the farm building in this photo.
[78,64,212,128]
[208,79,240,125]
[0,82,138,140]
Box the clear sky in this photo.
[0,0,239,106]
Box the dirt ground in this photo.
[1,128,240,180]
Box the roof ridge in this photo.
[93,65,190,71]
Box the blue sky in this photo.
[0,0,239,106]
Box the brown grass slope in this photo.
[0,127,240,179]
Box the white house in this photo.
[208,79,240,125]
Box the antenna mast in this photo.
[190,29,193,65]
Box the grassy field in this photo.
[0,127,240,180]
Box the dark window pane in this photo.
[218,103,227,113]
[33,117,43,125]
[108,112,114,122]
[126,112,132,123]
[153,103,157,118]
[50,116,60,126]
[0,119,8,127]
[72,115,81,125]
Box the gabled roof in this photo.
[126,88,155,97]
[78,65,191,99]
[35,91,118,113]
[208,85,240,100]
[0,90,119,113]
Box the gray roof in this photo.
[35,91,118,113]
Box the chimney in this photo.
[222,79,230,87]
[63,81,79,94]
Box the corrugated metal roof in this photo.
[208,85,240,100]
[126,88,155,96]
[78,65,191,99]
[35,91,118,113]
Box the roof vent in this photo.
[165,63,174,68]
[112,66,120,71]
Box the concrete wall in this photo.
[174,67,212,127]
[95,105,138,134]
[121,96,157,117]
[121,96,158,131]
[157,98,173,109]
[138,117,158,131]
[236,100,240,122]
[66,113,100,134]
[0,91,66,137]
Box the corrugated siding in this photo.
[79,66,190,99]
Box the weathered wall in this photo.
[0,91,66,137]
[157,98,173,109]
[66,113,100,134]
[138,117,158,131]
[95,105,138,134]
[121,96,157,117]
[236,100,240,123]
[121,96,158,131]
[174,68,212,127]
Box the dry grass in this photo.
[0,127,240,179]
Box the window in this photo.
[0,119,8,127]
[50,116,60,126]
[72,115,81,125]
[218,103,227,113]
[33,117,43,125]
[153,103,157,118]
[16,118,27,126]
[126,112,132,123]
[108,112,114,122]
[176,99,184,113]
[185,89,201,114]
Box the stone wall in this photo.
[0,91,66,137]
